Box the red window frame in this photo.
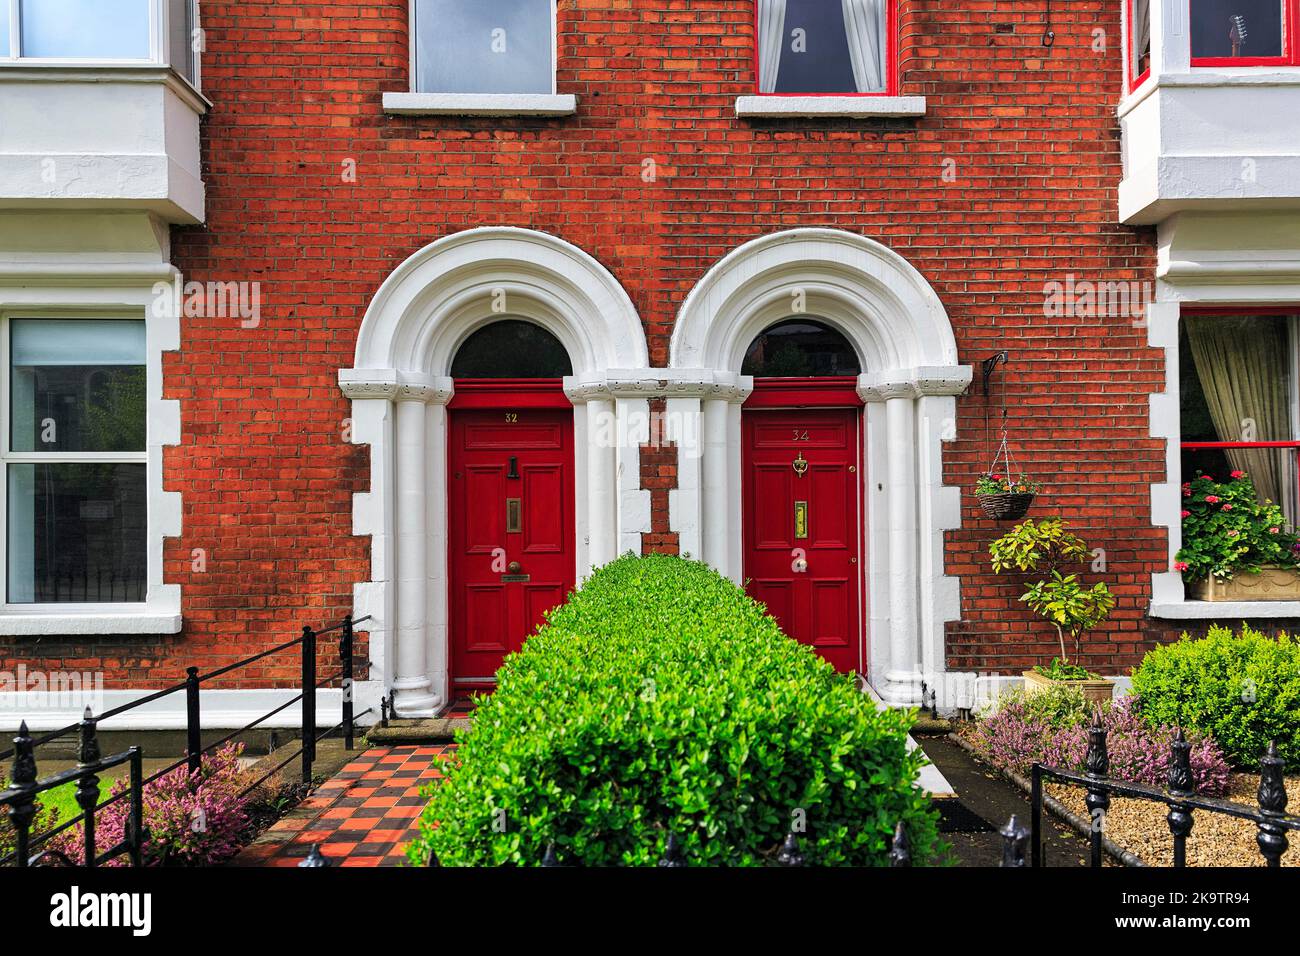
[752,0,899,97]
[1179,306,1300,536]
[1128,0,1152,92]
[1190,0,1300,68]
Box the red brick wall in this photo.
[3,1,1171,687]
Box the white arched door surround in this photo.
[340,227,651,717]
[668,228,972,707]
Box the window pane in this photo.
[742,319,862,377]
[168,0,194,81]
[20,0,151,59]
[8,463,147,604]
[0,9,10,58]
[1190,0,1284,59]
[1131,0,1151,77]
[1180,315,1297,522]
[414,0,552,94]
[450,320,573,378]
[10,319,147,453]
[761,0,885,94]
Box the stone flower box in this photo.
[1189,566,1300,602]
[1022,668,1115,706]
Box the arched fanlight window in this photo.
[741,318,862,377]
[450,319,574,378]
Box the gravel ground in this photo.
[1047,775,1299,867]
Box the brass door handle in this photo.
[507,561,521,574]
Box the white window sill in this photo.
[382,92,577,117]
[1149,600,1300,620]
[0,609,182,636]
[735,95,926,118]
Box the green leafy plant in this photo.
[1131,625,1300,770]
[1175,470,1300,582]
[409,554,944,867]
[1032,657,1099,681]
[989,517,1115,669]
[975,473,1042,496]
[0,777,61,862]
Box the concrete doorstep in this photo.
[364,716,472,745]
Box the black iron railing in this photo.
[417,815,1034,868]
[1031,713,1300,868]
[0,613,371,867]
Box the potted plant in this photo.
[1176,470,1300,601]
[975,472,1042,521]
[989,517,1117,704]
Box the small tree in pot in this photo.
[989,517,1117,701]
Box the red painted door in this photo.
[742,407,862,673]
[448,407,575,683]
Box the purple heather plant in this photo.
[962,692,1231,796]
[51,742,253,866]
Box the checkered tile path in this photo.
[242,745,452,867]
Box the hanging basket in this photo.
[977,491,1036,521]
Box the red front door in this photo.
[742,406,863,673]
[448,405,575,684]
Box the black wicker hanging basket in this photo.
[977,491,1036,521]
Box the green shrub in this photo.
[1131,625,1300,770]
[409,554,942,866]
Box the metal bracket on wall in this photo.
[982,351,1010,397]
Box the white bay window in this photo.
[0,0,197,83]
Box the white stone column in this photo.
[390,381,441,716]
[585,396,618,575]
[882,387,922,705]
[700,397,730,572]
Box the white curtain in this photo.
[758,0,787,93]
[841,0,885,93]
[1133,0,1151,68]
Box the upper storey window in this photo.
[756,0,893,95]
[1130,0,1152,88]
[0,0,196,82]
[1191,0,1296,65]
[413,0,555,94]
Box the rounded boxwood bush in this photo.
[1131,625,1300,770]
[409,554,942,866]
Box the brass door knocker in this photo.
[792,453,809,478]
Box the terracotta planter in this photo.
[1188,565,1300,602]
[1023,668,1115,705]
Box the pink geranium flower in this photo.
[1180,510,1191,518]
[1230,470,1246,479]
[1173,561,1189,572]
[1221,503,1233,510]
[1204,495,1220,503]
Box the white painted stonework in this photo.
[0,210,183,636]
[1119,0,1300,224]
[734,95,926,118]
[0,68,208,224]
[669,229,972,707]
[382,92,578,116]
[342,227,656,718]
[0,688,341,733]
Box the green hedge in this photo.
[408,554,942,866]
[1132,625,1300,770]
